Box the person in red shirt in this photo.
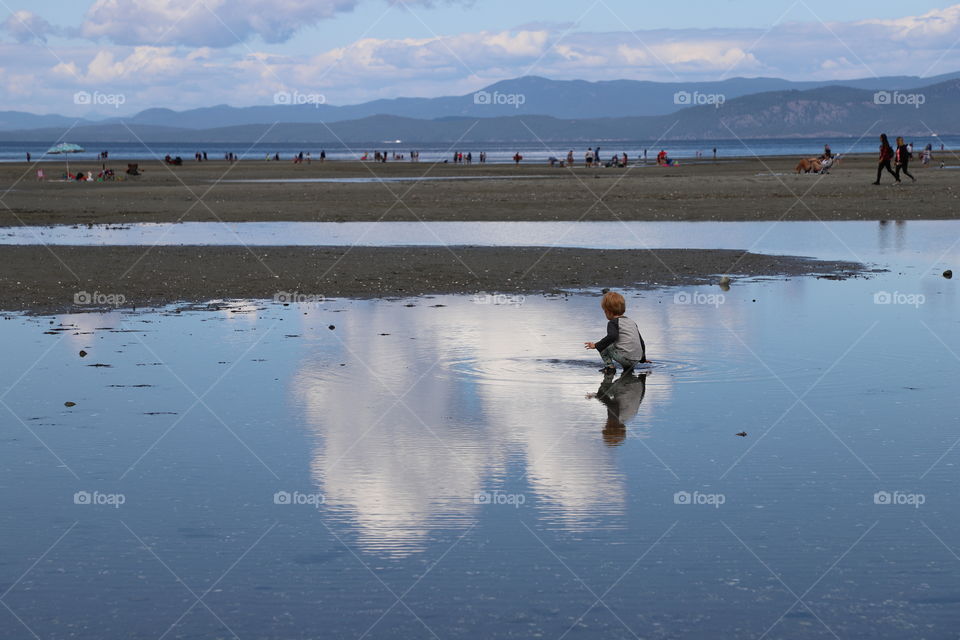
[874,133,900,185]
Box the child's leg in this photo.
[599,346,617,367]
[601,346,638,370]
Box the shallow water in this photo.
[1,224,958,638]
[2,219,958,263]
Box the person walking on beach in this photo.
[894,137,916,183]
[594,146,601,168]
[585,148,594,168]
[874,134,899,185]
[25,152,30,163]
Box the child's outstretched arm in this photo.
[592,320,619,352]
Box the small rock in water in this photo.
[719,275,731,291]
[79,350,87,358]
[328,325,335,330]
[736,431,747,437]
[944,269,953,279]
[64,401,76,407]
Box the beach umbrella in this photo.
[47,142,85,154]
[46,142,85,176]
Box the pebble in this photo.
[944,270,953,279]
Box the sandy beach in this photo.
[1,154,955,226]
[0,154,930,312]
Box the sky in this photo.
[2,0,960,116]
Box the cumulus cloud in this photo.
[857,4,960,42]
[2,10,61,43]
[79,0,471,47]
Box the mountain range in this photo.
[1,74,957,142]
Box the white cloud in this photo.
[79,0,471,47]
[2,10,61,43]
[857,5,960,42]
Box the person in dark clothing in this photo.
[894,136,916,183]
[874,133,899,185]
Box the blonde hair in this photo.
[601,291,626,316]
[896,137,905,146]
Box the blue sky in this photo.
[2,1,960,114]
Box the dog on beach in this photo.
[795,158,823,174]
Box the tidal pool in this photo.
[0,220,955,264]
[0,222,958,639]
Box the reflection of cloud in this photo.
[291,294,748,553]
[291,302,501,556]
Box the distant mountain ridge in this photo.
[2,71,960,132]
[2,78,959,143]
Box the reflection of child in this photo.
[584,291,647,374]
[587,372,647,446]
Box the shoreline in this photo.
[0,246,869,315]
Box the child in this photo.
[584,291,647,374]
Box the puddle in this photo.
[1,219,957,263]
[1,224,958,638]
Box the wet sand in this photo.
[0,154,956,226]
[0,246,865,315]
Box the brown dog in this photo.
[795,158,823,174]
